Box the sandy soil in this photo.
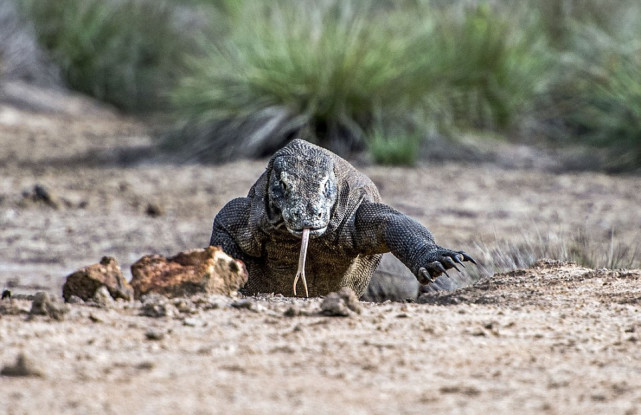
[1,99,640,414]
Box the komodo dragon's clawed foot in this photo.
[417,249,476,284]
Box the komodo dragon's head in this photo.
[266,143,338,239]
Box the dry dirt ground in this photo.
[1,97,641,414]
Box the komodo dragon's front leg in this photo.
[353,201,476,284]
[209,197,256,265]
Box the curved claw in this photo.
[433,261,451,279]
[452,255,466,268]
[460,252,477,265]
[443,256,461,272]
[418,267,435,284]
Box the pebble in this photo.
[90,286,114,308]
[1,353,44,377]
[145,329,166,341]
[29,292,69,321]
[320,287,363,317]
[139,294,178,318]
[231,299,265,313]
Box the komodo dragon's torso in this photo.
[210,139,474,297]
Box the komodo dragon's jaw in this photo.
[288,225,327,238]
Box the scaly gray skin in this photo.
[209,139,475,297]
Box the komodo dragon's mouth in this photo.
[288,226,327,238]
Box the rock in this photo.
[90,286,114,308]
[145,202,164,217]
[231,299,265,313]
[0,300,27,316]
[130,246,247,299]
[29,292,69,320]
[191,294,227,310]
[66,295,85,304]
[182,317,203,327]
[63,257,133,302]
[20,184,60,209]
[173,298,197,314]
[18,184,60,209]
[88,312,104,323]
[139,293,178,318]
[284,305,301,317]
[145,328,166,341]
[1,353,44,377]
[320,287,363,317]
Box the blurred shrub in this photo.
[367,126,421,166]
[16,0,641,169]
[18,0,199,111]
[536,3,641,171]
[428,4,549,132]
[168,1,547,162]
[169,1,436,160]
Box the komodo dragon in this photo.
[209,139,475,298]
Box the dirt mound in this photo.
[419,259,641,307]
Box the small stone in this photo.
[284,305,301,317]
[140,293,178,318]
[29,292,69,320]
[66,295,85,304]
[88,312,104,323]
[63,257,133,302]
[182,317,202,327]
[90,286,114,308]
[231,299,265,313]
[136,361,155,370]
[145,202,164,217]
[130,246,247,299]
[321,295,350,317]
[32,184,60,209]
[145,329,165,341]
[173,298,196,314]
[1,353,44,377]
[321,287,362,317]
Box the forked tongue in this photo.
[293,228,310,297]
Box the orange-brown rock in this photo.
[129,246,247,299]
[62,257,133,302]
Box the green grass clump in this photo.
[428,3,550,132]
[19,0,197,111]
[16,0,641,169]
[170,1,435,160]
[367,127,421,166]
[169,1,547,161]
[527,0,641,171]
[545,25,641,170]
